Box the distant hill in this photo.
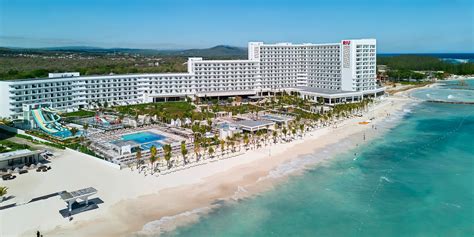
[166,45,247,58]
[0,45,248,58]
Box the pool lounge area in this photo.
[112,131,168,150]
[86,125,191,165]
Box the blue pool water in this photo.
[121,131,166,144]
[141,141,164,150]
[114,131,166,150]
[159,80,474,237]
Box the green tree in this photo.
[70,127,79,136]
[82,123,89,136]
[181,141,188,164]
[243,133,250,149]
[219,139,225,157]
[194,140,201,161]
[150,145,157,171]
[135,149,142,169]
[208,146,215,158]
[0,186,7,202]
[163,144,172,169]
[272,130,278,143]
[282,127,288,138]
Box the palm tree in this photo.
[233,133,242,151]
[135,149,142,169]
[163,144,172,169]
[208,146,215,158]
[194,140,201,161]
[181,141,188,164]
[150,145,157,171]
[83,123,89,137]
[70,127,79,136]
[243,133,250,149]
[272,130,278,143]
[149,153,157,173]
[282,127,288,138]
[219,139,225,157]
[0,186,7,202]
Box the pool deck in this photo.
[87,125,189,163]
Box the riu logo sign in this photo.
[342,40,351,45]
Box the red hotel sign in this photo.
[342,40,351,45]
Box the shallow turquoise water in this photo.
[411,78,474,102]
[163,101,474,237]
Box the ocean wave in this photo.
[138,206,212,236]
[443,202,461,209]
[379,176,393,183]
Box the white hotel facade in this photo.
[0,39,384,119]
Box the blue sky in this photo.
[0,0,473,53]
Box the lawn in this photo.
[60,110,96,118]
[0,139,30,153]
[114,101,196,119]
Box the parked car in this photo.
[2,174,16,180]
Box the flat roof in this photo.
[111,140,137,148]
[60,187,98,202]
[195,90,256,97]
[294,86,385,97]
[0,149,42,162]
[234,120,275,128]
[1,72,194,83]
[295,87,358,95]
[260,114,293,122]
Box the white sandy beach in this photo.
[0,92,416,237]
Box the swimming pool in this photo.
[141,141,163,150]
[112,131,167,150]
[121,131,166,144]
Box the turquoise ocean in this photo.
[162,80,474,237]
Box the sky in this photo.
[0,0,473,53]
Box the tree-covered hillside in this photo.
[378,55,474,75]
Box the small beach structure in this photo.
[234,120,276,132]
[0,149,44,170]
[59,187,98,212]
[260,114,293,126]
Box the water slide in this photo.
[31,109,60,134]
[31,107,68,135]
[95,115,110,126]
[43,108,66,131]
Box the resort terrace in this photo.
[292,86,385,105]
[233,119,276,132]
[87,124,191,166]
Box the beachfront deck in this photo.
[87,124,191,165]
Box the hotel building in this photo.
[0,39,384,119]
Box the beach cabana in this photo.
[234,120,276,133]
[60,187,98,212]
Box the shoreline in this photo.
[41,92,418,237]
[0,88,421,237]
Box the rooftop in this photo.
[295,87,359,95]
[60,187,98,202]
[0,149,42,162]
[260,114,294,122]
[234,119,275,129]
